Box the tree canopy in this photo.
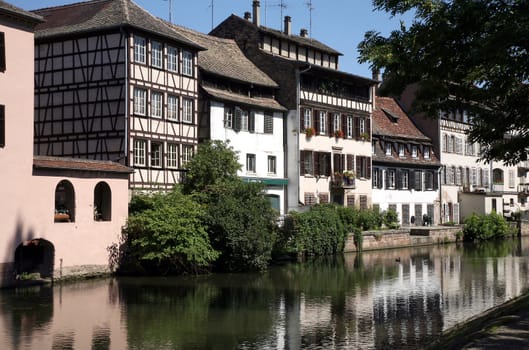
[358,0,529,164]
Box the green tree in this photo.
[358,0,529,164]
[121,190,219,274]
[206,181,278,272]
[182,140,241,195]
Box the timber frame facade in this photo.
[32,0,204,190]
[211,1,377,211]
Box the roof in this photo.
[170,24,278,88]
[373,96,431,141]
[214,14,342,56]
[33,156,133,174]
[32,0,203,50]
[202,86,286,112]
[0,0,43,24]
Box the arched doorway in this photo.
[14,239,55,279]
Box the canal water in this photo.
[2,239,529,350]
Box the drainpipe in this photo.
[121,26,129,166]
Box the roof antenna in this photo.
[163,0,173,23]
[306,0,314,38]
[209,0,214,30]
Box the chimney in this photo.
[252,1,260,27]
[372,69,381,82]
[244,11,251,20]
[300,28,308,37]
[284,16,292,35]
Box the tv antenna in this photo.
[163,0,173,23]
[265,0,287,27]
[209,0,214,30]
[306,0,314,38]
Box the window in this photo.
[93,182,111,221]
[424,171,434,190]
[346,195,355,207]
[167,143,179,168]
[182,50,193,76]
[346,116,354,138]
[182,98,193,123]
[151,142,162,167]
[167,46,178,72]
[509,169,515,188]
[0,32,5,72]
[387,169,396,189]
[399,169,409,189]
[411,145,418,158]
[248,111,255,133]
[385,143,392,156]
[319,111,327,135]
[303,108,312,130]
[224,107,234,128]
[182,145,194,165]
[151,41,163,68]
[304,192,317,206]
[355,156,371,179]
[372,168,383,189]
[455,137,463,154]
[398,144,405,157]
[449,135,455,153]
[168,95,179,121]
[151,91,163,118]
[319,193,329,204]
[0,105,4,147]
[246,153,256,173]
[264,113,273,134]
[134,36,146,64]
[240,109,249,131]
[268,156,277,174]
[133,139,146,166]
[359,117,366,135]
[133,88,146,115]
[424,146,430,159]
[55,180,75,223]
[300,150,313,175]
[333,113,341,131]
[442,133,448,152]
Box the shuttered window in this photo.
[264,113,273,134]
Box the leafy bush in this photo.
[382,209,400,229]
[463,211,513,242]
[118,190,219,275]
[205,181,278,272]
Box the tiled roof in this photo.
[373,96,431,141]
[0,0,43,23]
[202,86,286,111]
[34,156,133,174]
[170,24,278,88]
[32,0,202,49]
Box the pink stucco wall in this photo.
[0,16,130,287]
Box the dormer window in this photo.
[398,144,405,157]
[412,145,418,158]
[424,146,430,159]
[385,143,392,156]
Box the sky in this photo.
[8,0,413,78]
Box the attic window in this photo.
[381,108,400,123]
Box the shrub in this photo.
[383,209,400,229]
[463,211,512,242]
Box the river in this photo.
[2,239,529,349]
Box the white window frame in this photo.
[398,144,405,157]
[240,110,249,131]
[346,116,354,138]
[150,142,162,168]
[133,88,147,115]
[151,41,163,68]
[359,117,366,135]
[304,109,312,130]
[424,146,430,159]
[333,113,341,131]
[385,143,392,156]
[319,111,327,135]
[133,139,146,166]
[134,36,146,64]
[268,155,277,174]
[402,170,409,189]
[167,95,179,121]
[182,50,193,76]
[182,98,193,123]
[411,145,418,158]
[151,91,163,118]
[224,107,234,128]
[167,46,178,72]
[167,143,179,168]
[182,145,194,165]
[246,153,256,173]
[388,169,396,189]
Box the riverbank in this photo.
[427,290,529,349]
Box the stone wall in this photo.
[344,226,462,252]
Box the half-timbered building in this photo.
[0,0,131,288]
[31,0,204,190]
[174,25,289,214]
[371,97,441,226]
[210,1,377,211]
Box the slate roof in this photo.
[373,97,431,141]
[0,0,43,24]
[202,86,286,111]
[34,156,133,174]
[32,0,203,50]
[171,24,278,88]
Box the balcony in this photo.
[519,183,529,195]
[331,172,355,189]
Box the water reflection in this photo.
[2,239,529,350]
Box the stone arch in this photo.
[94,181,112,221]
[55,180,75,222]
[14,239,55,279]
